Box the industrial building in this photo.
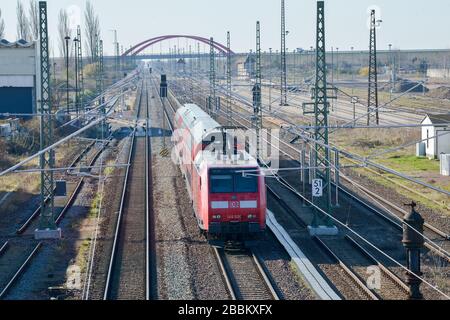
[0,39,37,116]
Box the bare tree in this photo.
[58,9,72,58]
[28,0,39,40]
[16,0,30,41]
[0,9,5,39]
[84,1,100,63]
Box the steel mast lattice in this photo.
[37,1,56,232]
[367,9,379,126]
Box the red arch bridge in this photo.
[122,35,235,57]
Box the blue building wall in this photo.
[0,87,33,115]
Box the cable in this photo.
[201,90,450,298]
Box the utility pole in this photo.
[73,37,79,117]
[351,46,354,95]
[197,42,201,74]
[36,1,60,239]
[331,46,334,112]
[389,43,393,101]
[65,35,71,114]
[99,39,104,99]
[76,26,84,116]
[95,35,101,95]
[253,21,263,162]
[280,0,288,106]
[226,31,232,126]
[336,47,339,81]
[269,48,273,112]
[368,9,380,126]
[208,37,217,117]
[110,29,119,79]
[302,1,337,235]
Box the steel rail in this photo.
[0,242,42,299]
[345,235,410,295]
[103,81,149,300]
[313,236,380,300]
[0,241,9,257]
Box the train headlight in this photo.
[247,214,256,219]
[212,215,222,220]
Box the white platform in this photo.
[307,225,339,236]
[266,210,341,300]
[34,228,62,240]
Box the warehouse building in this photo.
[0,39,37,116]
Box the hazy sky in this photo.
[1,0,450,56]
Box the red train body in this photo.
[173,104,266,242]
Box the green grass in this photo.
[76,239,91,273]
[380,155,441,172]
[88,193,103,219]
[340,86,450,111]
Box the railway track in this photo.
[16,139,110,234]
[344,235,411,296]
[0,242,42,299]
[0,133,113,300]
[103,78,153,300]
[181,76,450,263]
[153,76,283,301]
[167,74,449,299]
[213,247,279,300]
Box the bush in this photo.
[83,63,97,77]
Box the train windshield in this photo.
[210,168,258,194]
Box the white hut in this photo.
[421,114,450,159]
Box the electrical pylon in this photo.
[76,25,84,115]
[280,0,288,106]
[208,37,216,117]
[302,1,335,230]
[226,31,232,126]
[37,1,57,234]
[253,22,263,161]
[367,9,379,126]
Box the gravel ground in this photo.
[1,139,120,300]
[150,83,229,300]
[83,137,132,300]
[173,78,450,300]
[342,167,450,234]
[170,84,326,301]
[253,233,317,300]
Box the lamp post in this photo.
[65,35,71,115]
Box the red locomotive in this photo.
[173,104,266,243]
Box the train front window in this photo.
[210,174,233,193]
[209,169,258,194]
[235,172,258,193]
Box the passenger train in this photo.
[173,104,266,243]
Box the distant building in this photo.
[0,39,37,116]
[427,68,450,79]
[421,114,450,159]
